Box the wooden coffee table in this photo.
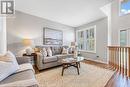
[60,56,84,76]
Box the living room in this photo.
[0,0,130,87]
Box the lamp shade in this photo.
[22,39,32,46]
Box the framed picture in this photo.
[119,0,130,16]
[43,27,63,45]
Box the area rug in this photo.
[35,63,115,87]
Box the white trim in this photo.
[76,25,96,53]
[0,17,7,55]
[85,58,108,64]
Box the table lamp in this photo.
[71,42,78,58]
[22,39,34,55]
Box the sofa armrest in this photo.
[36,52,44,70]
[16,56,31,65]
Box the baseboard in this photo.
[84,58,108,64]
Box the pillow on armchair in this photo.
[0,51,19,81]
[41,48,47,57]
[62,47,69,54]
[68,47,73,54]
[46,47,52,57]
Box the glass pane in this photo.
[86,28,95,52]
[86,40,89,50]
[120,30,127,46]
[78,31,84,50]
[77,26,95,52]
[90,40,95,51]
[86,30,89,39]
[90,28,94,39]
[120,0,130,15]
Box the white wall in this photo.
[76,18,108,62]
[7,11,75,56]
[0,17,7,55]
[111,0,130,45]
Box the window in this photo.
[78,31,84,50]
[120,30,127,46]
[120,0,130,16]
[76,26,96,53]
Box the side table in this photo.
[23,53,37,65]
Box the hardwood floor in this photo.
[84,60,130,87]
[35,60,130,87]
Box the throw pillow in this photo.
[46,47,52,57]
[5,51,20,69]
[0,51,20,81]
[68,47,73,54]
[42,48,47,57]
[62,47,69,54]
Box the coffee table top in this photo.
[60,56,84,64]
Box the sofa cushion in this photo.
[51,46,62,55]
[43,56,58,63]
[55,54,67,59]
[56,54,74,59]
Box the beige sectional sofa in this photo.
[36,46,74,70]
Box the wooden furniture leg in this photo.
[62,64,65,76]
[76,62,80,75]
[78,62,80,68]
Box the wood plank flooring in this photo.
[35,60,130,87]
[84,60,130,87]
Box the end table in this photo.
[23,53,37,65]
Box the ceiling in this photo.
[15,0,111,27]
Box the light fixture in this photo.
[22,39,34,55]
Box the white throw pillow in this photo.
[0,51,20,81]
[46,48,52,57]
[0,61,18,81]
[42,48,47,57]
[62,47,68,54]
[5,51,20,69]
[68,47,73,54]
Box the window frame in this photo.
[76,25,96,53]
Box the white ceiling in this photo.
[16,0,111,27]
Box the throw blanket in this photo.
[16,63,35,73]
[0,63,38,87]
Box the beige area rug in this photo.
[36,63,115,87]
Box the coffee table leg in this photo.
[78,62,80,68]
[62,64,65,76]
[76,62,80,75]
